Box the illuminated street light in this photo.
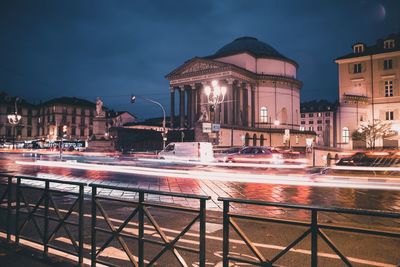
[204,80,227,107]
[7,97,22,149]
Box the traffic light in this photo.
[131,95,136,103]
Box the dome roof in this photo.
[211,36,295,64]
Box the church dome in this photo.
[211,36,295,65]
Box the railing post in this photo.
[91,186,97,267]
[43,181,50,257]
[222,200,230,267]
[78,184,84,266]
[138,191,144,267]
[311,210,318,267]
[6,176,12,242]
[15,177,21,244]
[199,199,206,267]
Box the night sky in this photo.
[1,1,399,120]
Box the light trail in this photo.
[16,160,400,191]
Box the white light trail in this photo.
[15,160,400,191]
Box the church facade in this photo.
[166,37,315,147]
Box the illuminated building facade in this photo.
[166,37,315,147]
[335,33,400,149]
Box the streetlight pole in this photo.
[131,95,167,149]
[7,97,22,149]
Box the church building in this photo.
[166,37,315,147]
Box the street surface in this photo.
[0,152,400,266]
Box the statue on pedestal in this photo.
[96,97,105,117]
[197,106,209,122]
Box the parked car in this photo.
[223,146,283,164]
[335,152,400,167]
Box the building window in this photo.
[317,126,322,131]
[301,121,305,125]
[72,116,76,124]
[80,128,85,136]
[89,128,93,136]
[295,135,299,144]
[260,107,268,123]
[300,126,305,131]
[27,128,32,137]
[309,126,313,131]
[353,44,364,53]
[384,39,395,49]
[90,117,93,125]
[342,127,349,143]
[353,63,362,73]
[360,115,364,122]
[309,113,314,118]
[325,120,330,125]
[317,112,322,117]
[71,127,76,136]
[27,117,32,125]
[317,120,322,124]
[384,59,393,70]
[73,108,77,115]
[309,121,314,124]
[386,111,394,121]
[325,112,330,117]
[17,128,22,136]
[81,117,85,125]
[301,113,305,118]
[385,80,393,97]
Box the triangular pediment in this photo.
[165,57,231,79]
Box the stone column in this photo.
[196,84,202,121]
[251,85,256,128]
[170,88,175,128]
[234,82,241,125]
[226,78,235,125]
[191,85,196,127]
[186,87,192,128]
[242,83,248,126]
[179,87,185,128]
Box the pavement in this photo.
[0,241,74,267]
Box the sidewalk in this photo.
[0,242,73,267]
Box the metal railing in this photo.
[218,197,400,267]
[90,183,210,267]
[0,174,85,265]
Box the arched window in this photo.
[260,107,268,123]
[342,127,350,143]
[252,134,257,146]
[245,133,250,146]
[260,134,264,146]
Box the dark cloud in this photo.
[1,0,399,120]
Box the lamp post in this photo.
[204,80,227,123]
[60,125,67,160]
[7,97,22,149]
[131,95,167,149]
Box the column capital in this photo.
[226,78,235,85]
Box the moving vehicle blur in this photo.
[158,142,214,162]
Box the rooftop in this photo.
[301,100,338,113]
[207,36,298,66]
[336,32,400,60]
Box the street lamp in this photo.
[204,80,227,122]
[7,98,22,149]
[131,95,167,149]
[60,125,67,160]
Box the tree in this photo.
[352,120,392,149]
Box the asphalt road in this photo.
[1,152,400,266]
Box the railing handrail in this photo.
[218,196,400,219]
[0,174,87,186]
[90,182,211,200]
